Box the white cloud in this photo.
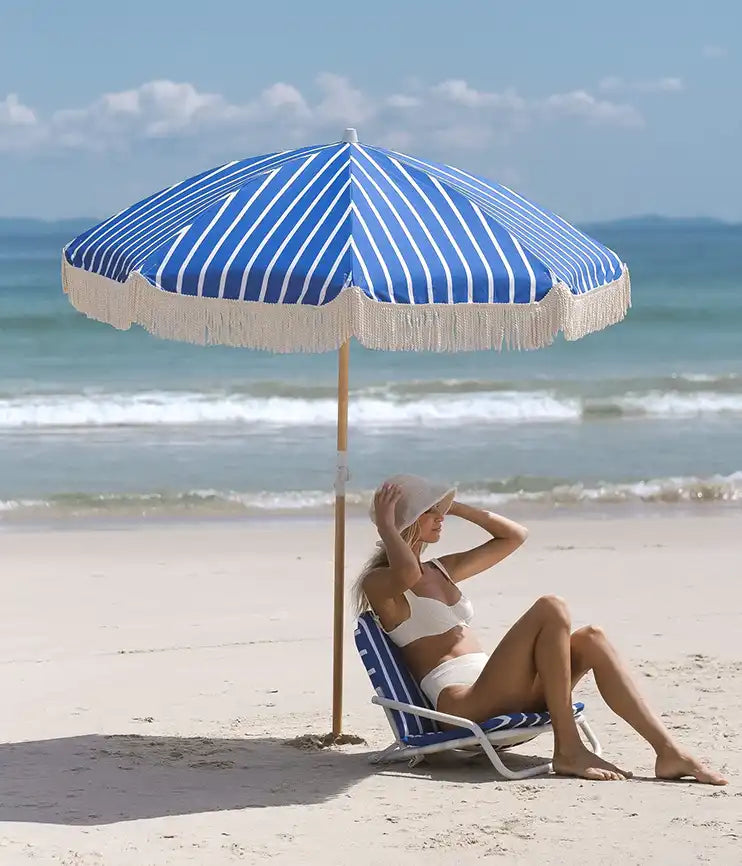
[0,73,672,156]
[385,94,422,110]
[258,83,310,117]
[542,90,644,128]
[433,79,496,108]
[0,93,37,126]
[702,44,727,59]
[643,76,683,93]
[432,80,527,112]
[0,93,43,151]
[599,76,684,94]
[314,73,373,126]
[49,81,241,150]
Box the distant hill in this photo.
[0,217,99,237]
[0,215,739,238]
[581,215,740,232]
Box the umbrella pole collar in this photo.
[335,451,350,495]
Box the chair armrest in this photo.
[371,695,485,736]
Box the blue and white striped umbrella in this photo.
[62,129,630,352]
[61,128,630,736]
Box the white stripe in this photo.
[349,239,375,300]
[467,190,584,290]
[84,161,237,271]
[449,184,536,301]
[400,148,594,284]
[391,152,596,276]
[359,618,424,737]
[281,183,351,303]
[358,148,451,301]
[298,205,354,302]
[350,202,394,301]
[195,172,278,297]
[357,619,409,738]
[219,159,318,299]
[497,180,610,282]
[349,154,433,301]
[102,159,255,277]
[429,177,493,303]
[317,237,352,305]
[392,152,593,290]
[175,192,238,294]
[390,159,469,304]
[480,194,586,291]
[350,177,414,303]
[74,199,150,269]
[107,146,330,280]
[260,157,350,301]
[153,226,190,289]
[509,234,537,301]
[444,180,584,290]
[110,156,290,279]
[106,164,266,279]
[470,205,515,302]
[237,149,343,302]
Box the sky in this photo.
[0,0,739,222]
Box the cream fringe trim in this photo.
[62,258,631,353]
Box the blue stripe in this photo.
[400,702,586,747]
[355,614,430,737]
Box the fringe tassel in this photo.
[62,258,631,354]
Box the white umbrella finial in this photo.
[342,127,358,143]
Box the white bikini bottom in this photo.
[419,653,489,709]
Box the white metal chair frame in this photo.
[369,689,602,780]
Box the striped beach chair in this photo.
[355,611,602,779]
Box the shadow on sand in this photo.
[0,733,376,825]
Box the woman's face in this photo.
[416,504,445,544]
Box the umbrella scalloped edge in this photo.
[61,258,631,354]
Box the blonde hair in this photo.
[351,521,426,617]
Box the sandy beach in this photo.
[0,512,740,865]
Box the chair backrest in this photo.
[354,611,439,740]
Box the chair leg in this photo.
[477,733,552,780]
[370,741,405,764]
[578,718,602,757]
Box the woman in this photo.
[354,474,727,784]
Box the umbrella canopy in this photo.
[61,129,630,736]
[63,129,629,354]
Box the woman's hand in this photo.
[447,499,464,517]
[374,482,402,530]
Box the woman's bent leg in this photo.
[437,596,629,780]
[566,626,728,785]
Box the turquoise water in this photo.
[1,219,741,521]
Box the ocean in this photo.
[1,218,741,523]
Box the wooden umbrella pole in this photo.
[332,340,350,736]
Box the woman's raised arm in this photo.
[364,483,422,598]
[437,501,528,582]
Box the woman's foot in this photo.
[553,746,632,781]
[655,747,728,785]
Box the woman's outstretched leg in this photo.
[568,626,727,785]
[438,595,630,780]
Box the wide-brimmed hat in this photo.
[369,474,456,533]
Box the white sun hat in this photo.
[370,474,457,532]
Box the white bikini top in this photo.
[380,558,474,648]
